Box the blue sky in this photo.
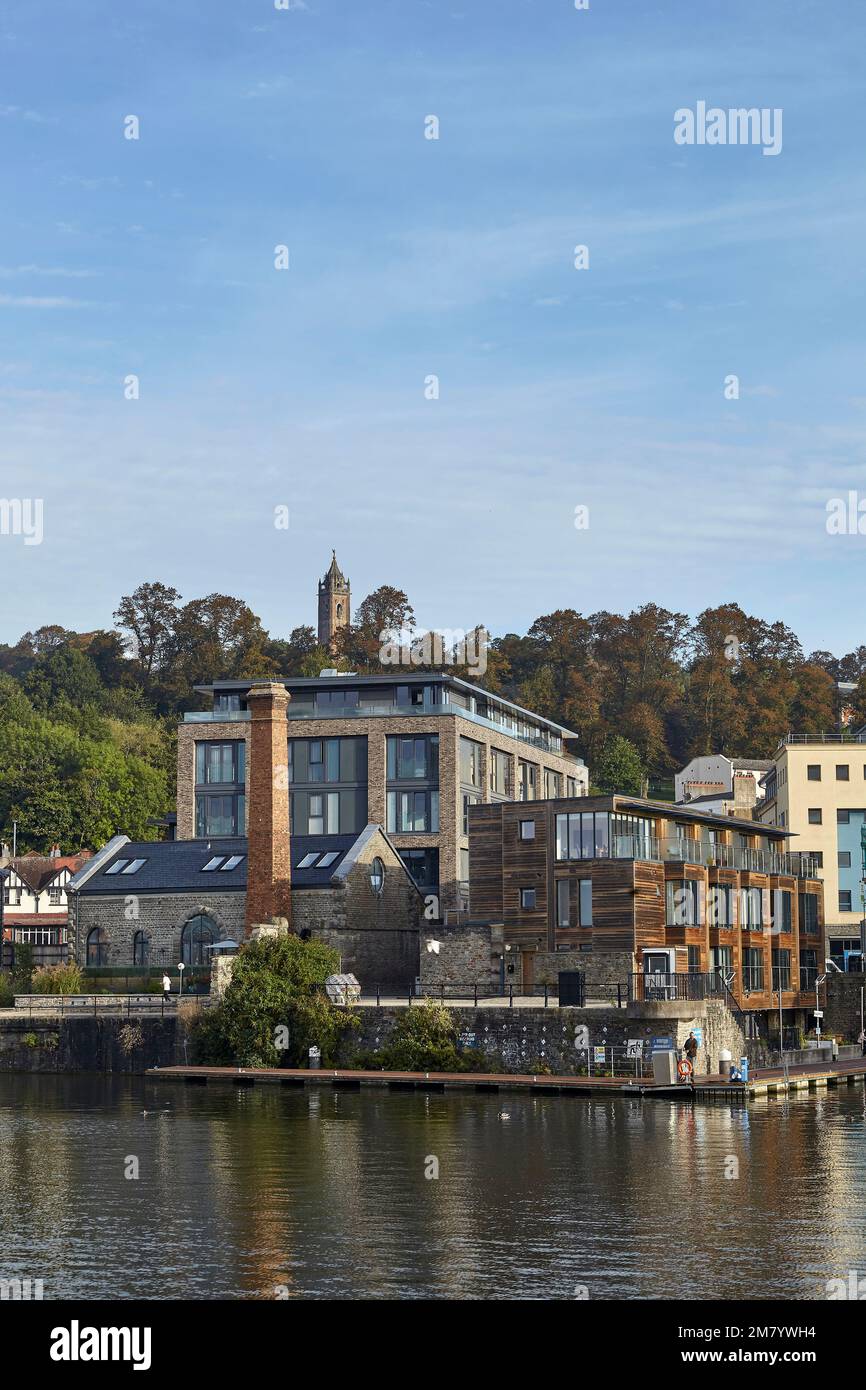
[1,0,865,654]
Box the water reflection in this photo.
[0,1075,864,1300]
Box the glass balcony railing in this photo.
[607,835,818,878]
[184,710,251,722]
[184,700,575,758]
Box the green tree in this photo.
[592,734,645,795]
[200,935,357,1067]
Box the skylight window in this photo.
[317,851,339,868]
[202,856,224,872]
[296,853,319,869]
[105,860,129,875]
[122,859,147,875]
[220,855,244,872]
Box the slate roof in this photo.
[69,829,412,895]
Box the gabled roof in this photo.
[10,851,93,893]
[71,827,423,896]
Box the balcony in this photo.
[777,731,866,746]
[184,710,251,723]
[609,835,818,878]
[184,699,575,758]
[629,971,728,1004]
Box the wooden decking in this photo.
[146,1058,866,1102]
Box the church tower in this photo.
[317,551,351,650]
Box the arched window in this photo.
[133,931,150,967]
[336,603,343,620]
[181,914,216,966]
[86,927,108,967]
[370,858,385,895]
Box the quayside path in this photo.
[146,1057,866,1103]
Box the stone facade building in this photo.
[68,824,422,988]
[178,671,588,917]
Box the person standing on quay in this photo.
[684,1031,699,1075]
[162,972,172,1004]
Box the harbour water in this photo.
[1,1073,864,1300]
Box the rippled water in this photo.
[1,1073,864,1300]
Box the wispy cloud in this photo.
[0,294,92,309]
[0,265,97,279]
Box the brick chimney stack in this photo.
[244,681,292,935]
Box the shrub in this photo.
[11,943,34,993]
[376,1001,464,1073]
[21,1032,39,1048]
[31,961,84,996]
[0,972,14,1008]
[190,934,359,1068]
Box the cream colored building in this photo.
[757,736,866,965]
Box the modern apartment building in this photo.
[757,734,866,967]
[468,794,824,1032]
[177,671,589,915]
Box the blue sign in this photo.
[651,1036,674,1050]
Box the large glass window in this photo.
[772,890,792,934]
[388,735,439,781]
[387,789,439,833]
[742,947,764,992]
[579,879,592,926]
[490,749,510,797]
[708,884,732,928]
[712,945,733,978]
[665,879,701,927]
[772,948,792,991]
[555,812,614,861]
[86,927,108,967]
[399,849,439,890]
[181,914,215,966]
[459,737,483,788]
[739,886,764,930]
[556,878,570,928]
[518,762,537,801]
[545,770,562,798]
[195,740,244,786]
[799,892,819,933]
[195,793,245,837]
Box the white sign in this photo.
[814,1010,824,1019]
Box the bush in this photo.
[0,972,14,1008]
[11,943,34,993]
[31,961,84,996]
[376,1001,466,1073]
[190,934,359,1068]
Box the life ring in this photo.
[677,1058,693,1080]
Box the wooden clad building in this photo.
[468,795,824,1023]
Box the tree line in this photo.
[0,582,861,852]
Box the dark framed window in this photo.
[665,879,701,927]
[556,878,570,928]
[798,892,819,933]
[807,765,821,781]
[196,793,245,837]
[579,879,592,926]
[86,927,108,967]
[388,735,439,782]
[463,792,481,835]
[800,949,818,990]
[519,819,536,841]
[369,858,385,894]
[772,890,792,934]
[687,945,701,973]
[195,740,245,786]
[808,808,822,825]
[399,849,439,891]
[839,890,853,912]
[739,886,763,930]
[181,914,215,966]
[387,789,439,833]
[839,851,852,868]
[520,887,537,910]
[742,947,764,992]
[133,931,150,967]
[772,948,791,991]
[708,884,733,928]
[837,809,850,824]
[836,765,850,781]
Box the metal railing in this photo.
[605,835,818,878]
[777,731,866,746]
[629,971,728,1004]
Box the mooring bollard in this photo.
[544,983,549,1008]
